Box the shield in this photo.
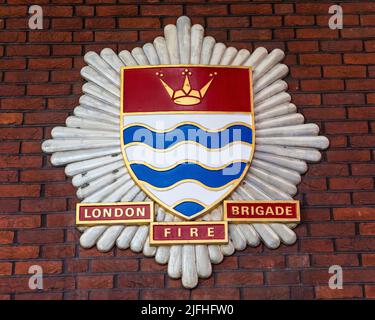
[120,65,254,220]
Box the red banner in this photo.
[122,65,252,113]
[76,202,153,226]
[150,221,228,244]
[224,200,300,223]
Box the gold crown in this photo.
[157,69,217,106]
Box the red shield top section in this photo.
[121,66,252,113]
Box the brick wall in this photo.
[0,0,374,300]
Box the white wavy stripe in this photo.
[123,113,252,131]
[143,182,233,207]
[125,142,252,169]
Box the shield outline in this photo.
[120,64,255,221]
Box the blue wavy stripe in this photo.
[173,201,205,217]
[131,162,247,188]
[123,124,252,149]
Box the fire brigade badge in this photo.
[42,16,329,288]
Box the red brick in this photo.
[239,255,284,269]
[192,288,240,300]
[303,108,346,120]
[46,213,74,227]
[15,261,62,274]
[321,40,363,52]
[313,254,359,267]
[296,3,330,14]
[0,185,40,197]
[306,193,350,206]
[91,259,138,272]
[288,41,318,52]
[343,27,375,38]
[334,207,375,221]
[301,80,344,91]
[85,18,115,29]
[330,177,373,190]
[0,263,12,276]
[1,97,45,110]
[29,58,72,70]
[0,58,26,70]
[18,230,64,244]
[141,289,189,300]
[0,170,18,182]
[230,29,271,41]
[317,14,359,27]
[0,113,23,125]
[365,285,375,298]
[6,45,49,56]
[216,271,263,286]
[231,4,272,15]
[352,164,375,176]
[118,274,164,289]
[344,53,375,64]
[315,285,363,299]
[52,44,82,56]
[77,275,113,289]
[0,85,25,96]
[20,169,65,182]
[28,84,71,96]
[95,31,137,42]
[350,135,375,148]
[45,183,75,197]
[42,5,72,16]
[300,54,341,65]
[349,107,375,119]
[353,192,375,205]
[292,93,321,105]
[29,32,72,42]
[323,93,365,105]
[362,254,375,266]
[287,255,310,268]
[359,223,375,236]
[0,246,39,259]
[15,292,63,300]
[297,28,338,39]
[252,16,282,27]
[0,141,19,154]
[300,239,334,253]
[187,5,227,16]
[327,150,370,162]
[310,223,356,237]
[285,15,314,26]
[291,66,322,79]
[96,5,137,16]
[243,287,289,300]
[0,231,14,244]
[336,238,375,251]
[207,17,249,28]
[324,66,366,78]
[90,290,138,300]
[52,17,83,29]
[43,244,75,258]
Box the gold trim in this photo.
[76,201,154,226]
[149,220,228,245]
[223,200,300,223]
[120,64,255,221]
[122,120,252,133]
